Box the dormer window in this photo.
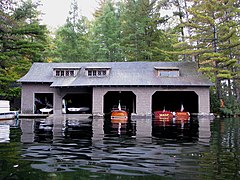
[66,71,69,76]
[93,70,97,76]
[85,67,110,77]
[56,70,60,76]
[70,71,74,76]
[53,67,80,77]
[155,67,180,77]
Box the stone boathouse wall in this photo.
[92,87,210,116]
[21,83,210,116]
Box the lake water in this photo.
[0,116,240,179]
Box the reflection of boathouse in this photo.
[18,62,212,117]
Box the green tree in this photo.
[176,0,240,113]
[53,0,90,62]
[159,0,192,61]
[0,0,49,99]
[120,0,175,61]
[90,0,122,61]
[120,0,149,61]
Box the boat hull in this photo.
[111,110,128,122]
[175,112,190,121]
[154,111,173,121]
[0,112,17,121]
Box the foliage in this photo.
[1,0,240,115]
[0,0,49,100]
[90,0,122,61]
[164,0,240,113]
[219,96,240,117]
[119,0,176,61]
[52,0,90,62]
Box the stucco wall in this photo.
[21,83,57,114]
[92,86,210,116]
[21,84,210,116]
[21,84,91,114]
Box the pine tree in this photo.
[90,0,122,61]
[53,0,90,62]
[0,0,49,99]
[120,0,147,61]
[119,0,175,61]
[159,0,192,61]
[178,0,240,112]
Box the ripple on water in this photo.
[1,117,239,179]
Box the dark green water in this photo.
[0,117,239,180]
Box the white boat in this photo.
[0,100,18,120]
[39,108,53,114]
[68,107,89,112]
[0,111,18,120]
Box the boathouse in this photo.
[18,61,213,117]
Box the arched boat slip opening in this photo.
[152,91,199,114]
[103,91,136,116]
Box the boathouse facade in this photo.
[18,61,213,116]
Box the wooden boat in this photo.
[175,111,190,120]
[174,104,190,120]
[111,101,128,122]
[154,110,173,121]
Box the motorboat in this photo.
[0,100,18,120]
[174,104,190,120]
[175,111,190,120]
[67,107,89,112]
[39,108,53,114]
[0,111,18,120]
[111,101,128,122]
[154,110,173,121]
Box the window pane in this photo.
[66,71,69,76]
[159,70,179,77]
[61,71,64,76]
[56,71,60,76]
[160,71,169,77]
[70,71,74,76]
[88,71,92,76]
[169,70,179,77]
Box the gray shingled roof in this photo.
[18,61,213,87]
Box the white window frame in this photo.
[86,68,110,77]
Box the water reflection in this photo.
[0,125,10,143]
[20,117,201,176]
[104,118,136,137]
[63,119,93,139]
[0,119,19,143]
[152,118,199,142]
[1,117,240,179]
[34,120,53,142]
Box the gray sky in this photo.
[35,0,98,29]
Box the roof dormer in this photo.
[154,67,180,77]
[53,67,80,77]
[85,67,111,77]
